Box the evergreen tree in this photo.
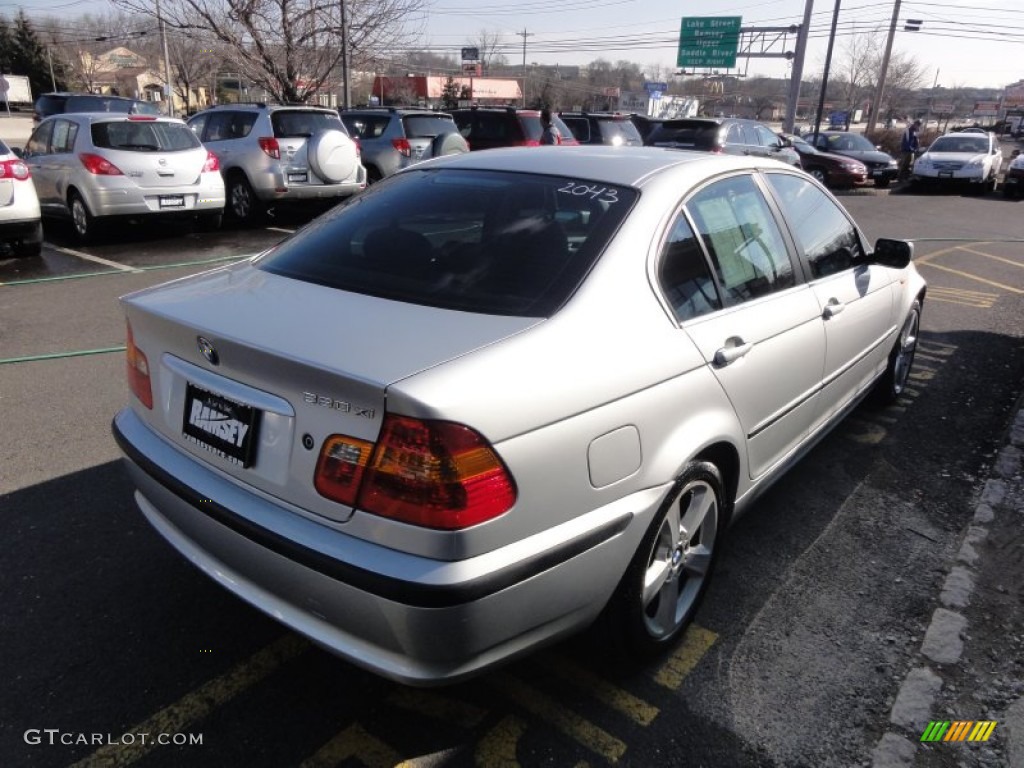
[0,17,13,75]
[12,10,55,96]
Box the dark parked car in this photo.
[646,117,801,167]
[558,112,643,146]
[450,107,578,150]
[33,92,162,123]
[629,114,665,143]
[779,132,868,188]
[808,131,898,188]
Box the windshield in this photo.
[821,133,876,152]
[257,168,638,317]
[929,136,989,153]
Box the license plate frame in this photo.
[159,195,186,209]
[182,383,260,467]
[288,172,308,183]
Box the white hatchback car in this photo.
[0,137,43,258]
[21,113,225,241]
[911,131,1003,193]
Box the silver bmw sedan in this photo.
[113,146,925,685]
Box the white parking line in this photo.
[48,243,141,272]
[265,226,296,234]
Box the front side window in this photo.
[685,175,795,304]
[26,120,54,156]
[755,125,780,148]
[765,173,863,278]
[257,169,638,317]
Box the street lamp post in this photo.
[155,0,174,117]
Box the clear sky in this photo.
[3,0,1022,89]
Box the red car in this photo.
[780,132,869,188]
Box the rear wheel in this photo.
[226,173,264,225]
[872,299,921,405]
[11,221,43,257]
[610,461,724,655]
[70,191,101,243]
[809,167,828,185]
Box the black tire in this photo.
[809,167,828,186]
[874,177,891,189]
[226,173,264,225]
[195,212,223,232]
[11,221,43,258]
[872,299,921,405]
[69,191,101,243]
[608,461,725,656]
[365,166,383,185]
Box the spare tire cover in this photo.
[308,130,358,183]
[430,132,469,158]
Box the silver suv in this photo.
[188,103,365,223]
[340,108,468,182]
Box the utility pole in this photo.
[867,0,902,134]
[516,28,533,107]
[783,0,813,132]
[811,0,842,140]
[340,0,351,109]
[155,0,174,117]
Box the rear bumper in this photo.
[0,216,42,240]
[250,165,366,202]
[112,407,645,685]
[83,177,226,218]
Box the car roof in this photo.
[39,112,187,125]
[412,145,767,187]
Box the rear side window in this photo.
[658,213,721,322]
[202,111,257,142]
[685,174,795,304]
[272,110,345,138]
[257,169,638,317]
[51,119,79,153]
[517,114,543,142]
[92,121,202,151]
[402,115,458,138]
[562,117,591,142]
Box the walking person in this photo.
[540,108,561,145]
[899,119,921,181]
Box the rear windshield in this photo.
[402,115,458,138]
[257,169,638,317]
[272,110,346,138]
[648,121,722,149]
[597,118,642,145]
[340,114,389,139]
[91,120,202,151]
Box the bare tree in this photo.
[111,0,427,104]
[469,28,506,72]
[835,34,876,111]
[134,22,220,111]
[37,11,143,92]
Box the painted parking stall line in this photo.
[49,243,142,272]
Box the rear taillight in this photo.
[516,139,541,147]
[352,137,361,156]
[125,321,153,409]
[314,415,516,530]
[0,158,30,180]
[203,151,220,172]
[258,137,280,159]
[79,153,123,175]
[391,138,411,157]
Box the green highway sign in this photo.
[678,16,742,68]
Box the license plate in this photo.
[288,172,308,183]
[183,383,260,467]
[870,169,883,177]
[160,195,185,208]
[939,171,953,178]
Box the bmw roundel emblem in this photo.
[197,336,219,365]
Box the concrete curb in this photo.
[870,404,1024,767]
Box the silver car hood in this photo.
[121,259,541,385]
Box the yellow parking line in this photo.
[958,246,1024,268]
[386,688,488,727]
[300,723,405,768]
[491,674,627,763]
[915,261,1024,294]
[535,654,660,726]
[71,635,307,767]
[653,625,718,689]
[475,715,526,767]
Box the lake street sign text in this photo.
[678,16,742,68]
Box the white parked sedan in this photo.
[0,137,42,257]
[21,113,225,241]
[911,131,1003,193]
[113,147,925,685]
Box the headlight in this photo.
[915,158,929,169]
[841,162,864,172]
[887,159,897,168]
[965,158,983,168]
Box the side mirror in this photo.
[870,238,913,269]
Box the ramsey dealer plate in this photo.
[159,195,186,208]
[182,383,260,467]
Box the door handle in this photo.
[714,338,753,366]
[822,299,846,319]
